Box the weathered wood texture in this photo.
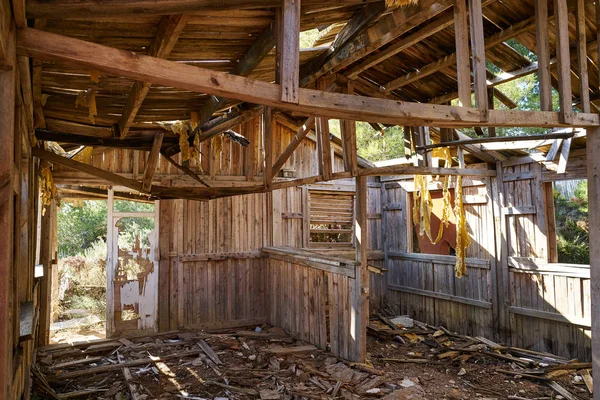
[382,178,496,339]
[160,194,269,330]
[380,162,592,361]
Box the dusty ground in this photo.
[33,323,591,400]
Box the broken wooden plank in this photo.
[198,339,222,365]
[141,132,164,192]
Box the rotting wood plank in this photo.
[16,28,600,128]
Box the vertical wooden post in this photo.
[263,107,273,189]
[38,199,54,346]
[454,0,471,107]
[244,118,257,181]
[586,127,600,397]
[576,0,590,113]
[349,175,368,362]
[535,0,552,111]
[279,0,300,103]
[106,188,115,336]
[316,77,332,180]
[553,0,573,123]
[142,132,164,192]
[468,0,488,111]
[158,200,171,332]
[340,80,358,176]
[0,19,15,399]
[487,88,496,137]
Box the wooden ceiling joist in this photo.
[25,0,382,19]
[18,28,600,128]
[302,0,454,86]
[118,14,188,139]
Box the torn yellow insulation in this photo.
[190,111,199,131]
[454,175,471,278]
[39,165,57,216]
[386,0,418,7]
[73,146,93,164]
[412,174,433,241]
[431,147,452,244]
[89,70,100,83]
[75,89,97,124]
[179,129,191,163]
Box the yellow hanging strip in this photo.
[454,175,471,278]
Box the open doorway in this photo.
[52,199,108,344]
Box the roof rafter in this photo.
[118,14,188,139]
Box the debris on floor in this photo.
[32,319,592,399]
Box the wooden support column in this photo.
[349,175,368,362]
[38,199,54,346]
[278,0,300,103]
[316,77,332,180]
[263,107,273,189]
[454,0,471,107]
[142,132,164,192]
[0,19,15,399]
[576,0,590,113]
[340,81,358,175]
[553,0,573,124]
[586,126,600,397]
[468,0,488,111]
[535,0,552,111]
[244,118,257,181]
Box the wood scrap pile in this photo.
[368,314,593,399]
[33,326,421,399]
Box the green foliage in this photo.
[58,200,107,257]
[330,120,405,162]
[554,181,589,264]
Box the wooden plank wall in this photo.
[498,161,591,360]
[0,14,43,399]
[380,161,592,360]
[381,177,496,339]
[159,193,269,331]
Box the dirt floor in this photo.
[32,319,591,400]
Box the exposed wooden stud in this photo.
[263,107,273,189]
[142,132,165,193]
[553,0,573,123]
[272,117,315,177]
[487,87,496,137]
[118,15,188,139]
[454,0,471,107]
[279,0,300,103]
[349,175,368,362]
[468,0,488,111]
[244,118,257,181]
[576,0,590,113]
[587,126,600,397]
[535,0,552,111]
[340,81,358,176]
[316,116,332,181]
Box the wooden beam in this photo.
[382,15,536,93]
[575,0,590,113]
[331,2,386,52]
[263,107,273,189]
[346,11,455,79]
[193,24,275,129]
[302,0,454,85]
[357,164,496,177]
[469,0,488,111]
[160,151,209,187]
[26,0,381,18]
[349,175,368,362]
[587,126,600,397]
[553,0,573,123]
[141,133,164,192]
[118,14,188,139]
[0,18,15,399]
[244,118,257,181]
[279,0,300,103]
[454,0,471,107]
[16,28,600,128]
[340,81,358,175]
[535,0,552,111]
[272,117,314,177]
[35,129,175,150]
